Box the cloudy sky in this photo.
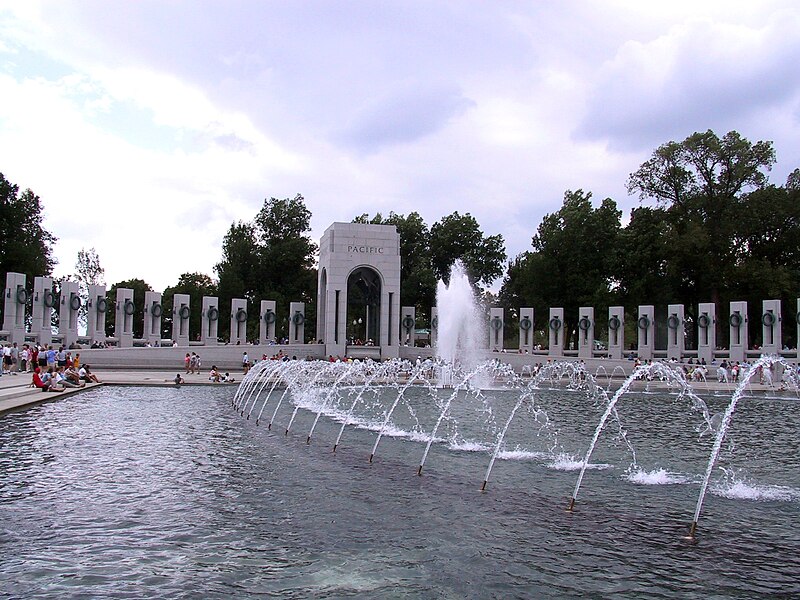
[1,1,798,291]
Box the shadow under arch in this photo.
[347,266,382,345]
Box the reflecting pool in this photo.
[0,380,798,598]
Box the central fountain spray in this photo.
[435,261,483,370]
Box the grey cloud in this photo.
[336,83,476,153]
[576,15,800,150]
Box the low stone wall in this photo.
[76,344,327,372]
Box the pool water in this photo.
[0,384,798,598]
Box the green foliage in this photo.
[500,129,797,348]
[500,190,620,346]
[627,130,776,305]
[0,172,58,286]
[215,195,317,341]
[429,212,506,287]
[106,279,153,338]
[162,273,218,340]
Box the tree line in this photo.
[2,129,798,347]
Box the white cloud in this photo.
[577,9,800,149]
[1,0,799,295]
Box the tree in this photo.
[215,195,318,342]
[162,273,218,340]
[74,248,105,330]
[429,212,506,289]
[730,180,800,345]
[106,279,153,338]
[0,172,58,286]
[627,130,776,306]
[499,190,621,347]
[615,206,673,309]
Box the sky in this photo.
[1,1,799,292]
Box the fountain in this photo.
[228,262,800,543]
[232,343,800,544]
[3,354,799,597]
[435,260,484,369]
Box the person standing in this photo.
[20,344,29,373]
[46,346,57,370]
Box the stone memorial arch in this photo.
[317,222,401,359]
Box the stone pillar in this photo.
[666,304,685,361]
[58,280,80,348]
[431,307,438,348]
[289,302,305,345]
[637,305,655,360]
[577,307,594,359]
[488,308,504,352]
[382,289,401,359]
[259,300,276,345]
[607,306,624,360]
[172,293,190,347]
[761,299,781,354]
[114,288,135,347]
[548,307,564,357]
[3,272,27,344]
[32,276,54,346]
[729,301,748,363]
[86,284,107,346]
[143,291,162,345]
[201,296,219,346]
[519,308,534,353]
[697,302,716,364]
[401,306,416,347]
[230,298,248,345]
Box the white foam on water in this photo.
[711,480,800,502]
[449,440,490,452]
[548,454,612,471]
[497,449,549,461]
[626,467,692,485]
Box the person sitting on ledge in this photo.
[174,374,184,386]
[64,365,84,386]
[209,365,221,383]
[56,366,84,388]
[33,367,64,392]
[79,364,101,383]
[222,372,235,383]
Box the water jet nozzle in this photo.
[246,415,249,420]
[332,444,338,453]
[368,453,374,464]
[417,465,423,476]
[306,436,311,445]
[285,429,289,436]
[480,480,487,492]
[566,498,576,512]
[267,423,272,430]
[255,419,259,426]
[687,521,698,540]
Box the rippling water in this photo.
[0,385,798,598]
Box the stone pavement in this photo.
[0,368,238,416]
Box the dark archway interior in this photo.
[347,267,381,344]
